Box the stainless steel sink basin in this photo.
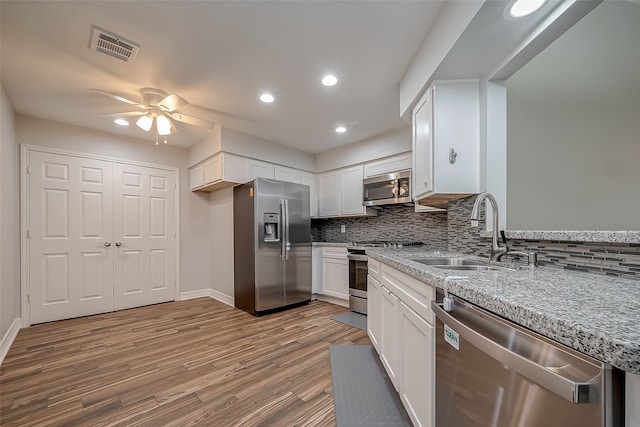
[432,265,515,272]
[409,257,515,272]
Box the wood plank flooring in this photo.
[0,298,371,426]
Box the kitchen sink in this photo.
[409,257,516,272]
[410,257,487,266]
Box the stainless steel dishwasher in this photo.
[431,291,624,427]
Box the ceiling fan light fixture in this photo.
[136,114,153,132]
[156,114,172,135]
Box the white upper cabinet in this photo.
[189,152,248,192]
[301,172,317,218]
[341,165,366,215]
[317,165,377,218]
[364,152,411,178]
[318,170,341,217]
[412,81,480,209]
[275,165,302,183]
[247,159,276,180]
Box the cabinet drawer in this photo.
[368,257,381,280]
[381,264,435,324]
[321,246,348,259]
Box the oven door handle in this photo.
[347,254,369,262]
[432,300,597,404]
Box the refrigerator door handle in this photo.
[280,199,286,261]
[284,198,290,260]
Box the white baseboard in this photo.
[0,318,22,366]
[180,289,234,307]
[312,293,349,308]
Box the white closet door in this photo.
[112,163,176,310]
[29,151,114,324]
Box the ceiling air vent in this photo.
[90,26,139,63]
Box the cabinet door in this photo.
[203,155,222,185]
[412,88,434,200]
[318,171,340,217]
[364,153,411,178]
[248,159,275,180]
[321,256,348,300]
[380,285,400,389]
[189,165,204,190]
[301,172,317,218]
[275,165,302,183]
[367,274,382,352]
[340,165,365,215]
[400,301,434,427]
[627,373,640,427]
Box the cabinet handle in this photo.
[103,241,111,247]
[115,242,123,247]
[423,179,428,186]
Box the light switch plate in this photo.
[340,225,346,233]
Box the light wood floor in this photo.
[0,298,371,426]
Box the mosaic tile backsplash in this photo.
[313,194,640,281]
[311,204,447,248]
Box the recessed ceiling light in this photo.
[322,75,338,87]
[335,126,347,133]
[507,0,547,18]
[114,118,129,126]
[259,93,275,103]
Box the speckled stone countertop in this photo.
[365,247,640,374]
[480,230,640,243]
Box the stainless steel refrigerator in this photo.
[233,178,312,315]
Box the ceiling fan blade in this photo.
[169,112,215,129]
[91,89,146,109]
[101,111,147,117]
[158,93,188,112]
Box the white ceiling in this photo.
[0,1,445,152]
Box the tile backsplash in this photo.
[313,194,640,281]
[311,204,447,248]
[447,195,640,280]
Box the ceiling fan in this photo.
[92,87,215,142]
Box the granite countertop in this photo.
[365,247,640,375]
[482,230,640,243]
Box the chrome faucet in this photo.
[470,192,538,266]
[470,192,508,262]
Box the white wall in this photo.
[208,188,235,300]
[506,1,640,230]
[15,115,211,293]
[221,127,315,172]
[1,82,20,339]
[399,1,483,118]
[188,126,315,172]
[315,126,411,172]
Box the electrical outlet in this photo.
[340,225,346,233]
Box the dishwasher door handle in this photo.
[431,300,596,404]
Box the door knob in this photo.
[103,241,111,247]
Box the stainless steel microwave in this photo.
[363,170,411,206]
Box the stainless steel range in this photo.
[347,241,423,314]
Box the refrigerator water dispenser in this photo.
[263,213,280,242]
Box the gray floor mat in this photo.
[331,312,367,330]
[329,345,411,427]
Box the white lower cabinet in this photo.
[367,274,381,352]
[380,285,400,388]
[320,247,349,301]
[370,262,436,427]
[399,301,434,427]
